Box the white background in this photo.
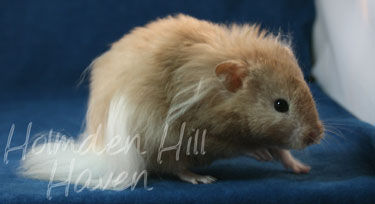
[313,0,375,125]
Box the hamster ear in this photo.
[215,60,247,92]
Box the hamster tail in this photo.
[19,94,147,190]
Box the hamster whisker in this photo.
[322,121,358,127]
[323,125,345,135]
[323,129,348,144]
[322,122,354,137]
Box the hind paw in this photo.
[177,170,216,184]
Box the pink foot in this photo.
[246,148,273,161]
[271,148,310,174]
[176,170,217,184]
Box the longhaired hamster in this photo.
[20,14,324,188]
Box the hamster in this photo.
[20,14,324,188]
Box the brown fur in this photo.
[86,14,323,175]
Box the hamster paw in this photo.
[246,148,273,161]
[271,148,311,174]
[286,159,311,174]
[177,170,217,184]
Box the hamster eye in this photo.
[274,99,289,113]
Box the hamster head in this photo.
[215,45,324,150]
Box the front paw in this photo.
[245,148,273,161]
[270,148,311,174]
[283,157,311,174]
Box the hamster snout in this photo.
[303,122,324,146]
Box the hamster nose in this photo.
[304,129,323,145]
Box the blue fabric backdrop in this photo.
[0,0,374,203]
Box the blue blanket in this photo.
[1,0,374,203]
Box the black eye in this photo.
[274,99,289,113]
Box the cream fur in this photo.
[20,93,145,190]
[20,14,323,188]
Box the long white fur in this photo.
[167,78,207,125]
[19,93,145,190]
